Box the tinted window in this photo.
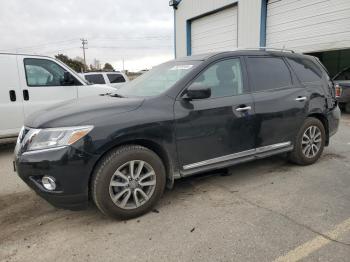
[85,74,106,84]
[247,57,292,92]
[286,57,322,83]
[107,73,125,83]
[190,58,244,98]
[24,58,77,86]
[334,67,350,81]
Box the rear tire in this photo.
[289,118,326,165]
[91,145,166,219]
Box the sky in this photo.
[0,0,174,71]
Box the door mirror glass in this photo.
[184,83,211,100]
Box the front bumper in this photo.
[14,146,98,210]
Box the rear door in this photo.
[17,56,79,118]
[0,55,24,137]
[245,55,308,148]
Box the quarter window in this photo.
[286,57,322,83]
[24,58,78,87]
[190,58,244,98]
[84,74,106,84]
[247,57,292,92]
[107,74,126,83]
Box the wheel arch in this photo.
[88,139,175,200]
[307,113,329,146]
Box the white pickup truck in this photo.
[0,53,115,139]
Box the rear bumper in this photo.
[14,146,99,210]
[327,105,341,137]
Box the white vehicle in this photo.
[0,53,116,139]
[82,71,129,89]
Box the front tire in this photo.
[289,118,326,165]
[91,145,166,219]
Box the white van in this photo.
[0,53,115,139]
[82,71,129,89]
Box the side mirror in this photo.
[183,83,211,100]
[62,71,75,85]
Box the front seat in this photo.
[215,64,237,97]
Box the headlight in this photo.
[27,126,93,151]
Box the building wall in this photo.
[266,0,350,53]
[174,0,263,58]
[237,0,262,48]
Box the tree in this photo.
[103,63,114,71]
[55,54,86,72]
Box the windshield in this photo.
[116,61,200,97]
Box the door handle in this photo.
[295,96,307,102]
[9,90,16,102]
[23,89,29,101]
[236,106,252,112]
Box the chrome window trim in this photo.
[183,141,291,170]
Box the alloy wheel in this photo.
[109,160,156,210]
[301,125,322,158]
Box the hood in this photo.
[25,95,144,128]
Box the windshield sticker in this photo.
[170,65,193,70]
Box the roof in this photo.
[0,52,53,59]
[175,48,306,62]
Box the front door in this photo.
[174,58,255,173]
[17,56,79,118]
[0,55,24,137]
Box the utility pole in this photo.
[122,58,125,71]
[80,38,88,70]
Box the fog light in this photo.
[42,176,56,191]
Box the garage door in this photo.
[266,0,350,53]
[191,6,238,55]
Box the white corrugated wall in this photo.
[266,0,350,52]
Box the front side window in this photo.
[190,58,244,98]
[107,73,126,83]
[286,57,322,83]
[24,58,78,86]
[84,74,106,84]
[247,57,292,92]
[117,61,200,97]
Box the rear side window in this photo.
[247,57,292,92]
[286,57,322,83]
[85,74,105,84]
[107,74,126,83]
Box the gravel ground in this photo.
[0,114,350,262]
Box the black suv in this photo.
[14,50,340,219]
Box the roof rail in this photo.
[240,47,295,53]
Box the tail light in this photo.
[335,84,342,98]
